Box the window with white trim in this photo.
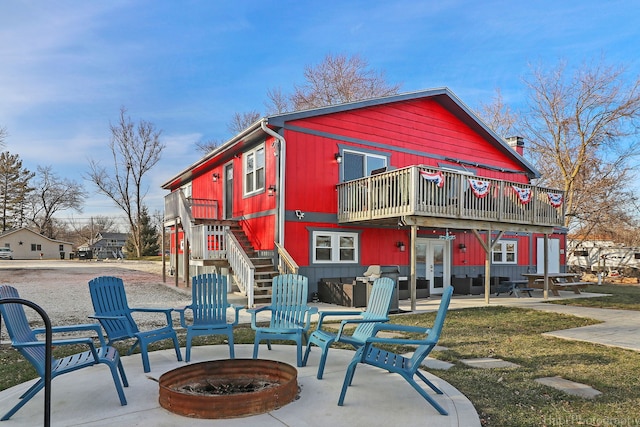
[342,149,387,181]
[244,144,265,195]
[312,231,358,263]
[492,240,517,264]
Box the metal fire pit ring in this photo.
[159,359,298,419]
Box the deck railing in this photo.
[337,166,565,227]
[164,192,219,222]
[191,224,228,260]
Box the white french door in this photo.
[416,238,450,295]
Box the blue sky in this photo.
[1,1,638,225]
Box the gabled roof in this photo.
[162,87,539,189]
[96,232,128,241]
[0,227,74,245]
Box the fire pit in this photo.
[158,359,298,419]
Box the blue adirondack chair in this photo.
[247,274,318,367]
[175,273,242,362]
[338,286,454,416]
[88,276,182,373]
[0,285,128,421]
[302,277,394,379]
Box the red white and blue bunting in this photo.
[547,192,563,208]
[468,178,491,198]
[419,170,445,188]
[511,185,532,204]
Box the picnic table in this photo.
[495,280,535,298]
[521,273,590,296]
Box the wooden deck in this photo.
[337,166,564,231]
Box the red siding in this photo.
[286,99,525,179]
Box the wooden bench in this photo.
[533,279,590,296]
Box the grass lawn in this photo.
[2,284,640,426]
[549,282,640,311]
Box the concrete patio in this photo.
[0,344,480,426]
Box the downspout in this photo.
[261,121,286,247]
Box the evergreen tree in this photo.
[125,206,159,256]
[0,151,35,231]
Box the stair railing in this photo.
[275,241,298,275]
[226,231,255,307]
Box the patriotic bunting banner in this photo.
[419,170,445,188]
[468,178,491,198]
[547,192,563,208]
[511,185,532,204]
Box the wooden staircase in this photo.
[227,222,279,304]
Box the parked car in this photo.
[0,248,13,260]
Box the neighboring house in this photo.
[568,238,640,275]
[78,232,128,259]
[162,88,566,307]
[0,228,73,260]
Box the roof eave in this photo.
[161,118,267,189]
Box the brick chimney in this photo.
[506,136,524,156]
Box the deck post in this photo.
[410,224,418,311]
[543,234,549,300]
[174,219,180,288]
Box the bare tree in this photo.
[228,111,261,133]
[28,166,86,238]
[86,107,164,257]
[195,111,262,155]
[477,89,519,139]
[68,215,120,246]
[266,53,402,113]
[265,87,291,115]
[195,138,223,155]
[477,59,640,237]
[522,59,640,233]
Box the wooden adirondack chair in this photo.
[338,286,454,416]
[0,285,128,421]
[88,276,182,373]
[175,273,242,362]
[247,274,318,367]
[302,277,394,379]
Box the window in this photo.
[492,240,517,264]
[244,145,265,195]
[312,231,358,263]
[31,244,42,251]
[342,149,387,181]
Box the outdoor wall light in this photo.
[335,153,343,164]
[459,243,467,253]
[212,173,220,182]
[396,241,406,252]
[268,184,277,196]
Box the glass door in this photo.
[416,238,450,295]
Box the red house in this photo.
[162,88,566,308]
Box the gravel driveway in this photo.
[0,259,192,329]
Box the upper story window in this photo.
[244,144,265,196]
[312,231,358,263]
[342,149,388,181]
[492,240,517,264]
